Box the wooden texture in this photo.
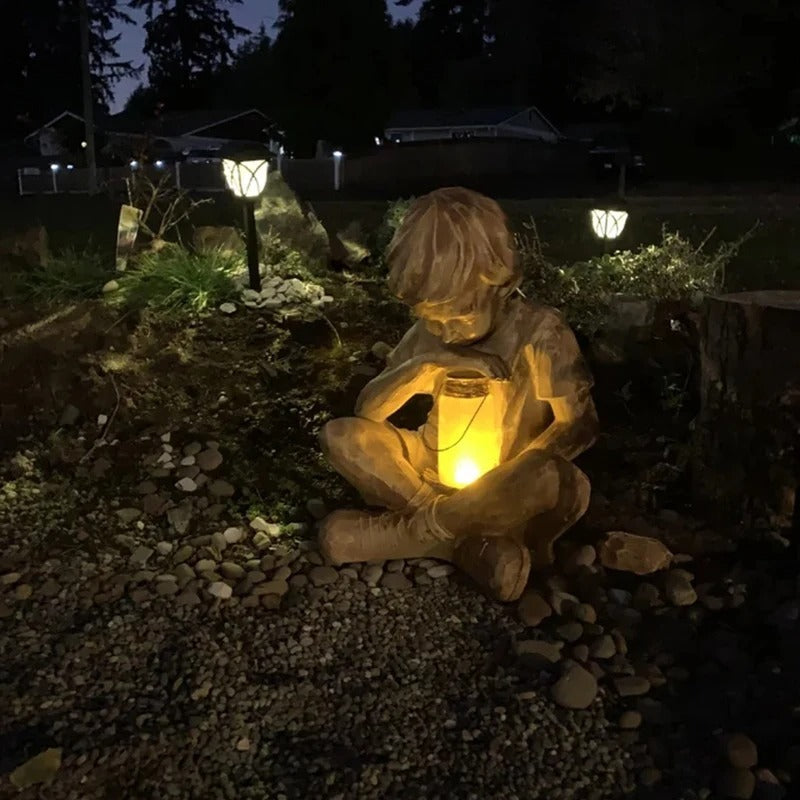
[693,291,800,529]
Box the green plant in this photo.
[17,246,112,304]
[517,220,756,335]
[373,196,414,261]
[260,228,317,281]
[113,245,240,314]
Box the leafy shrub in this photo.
[113,245,240,314]
[254,172,329,272]
[17,246,112,304]
[517,220,755,335]
[260,229,318,281]
[373,196,414,260]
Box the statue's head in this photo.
[386,187,520,345]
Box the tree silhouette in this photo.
[130,0,247,110]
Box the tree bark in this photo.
[692,291,800,531]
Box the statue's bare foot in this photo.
[319,506,453,564]
[453,535,531,603]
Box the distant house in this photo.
[22,108,280,166]
[385,106,561,144]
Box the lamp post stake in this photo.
[243,199,260,291]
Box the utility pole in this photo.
[79,0,98,194]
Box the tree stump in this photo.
[692,291,800,531]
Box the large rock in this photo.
[255,173,330,272]
[193,226,242,254]
[599,531,673,575]
[0,225,49,267]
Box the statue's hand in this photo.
[438,347,511,381]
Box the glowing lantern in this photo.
[221,146,271,290]
[437,372,503,489]
[590,209,628,239]
[222,157,269,199]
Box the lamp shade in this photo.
[222,158,269,198]
[590,209,629,239]
[437,372,503,489]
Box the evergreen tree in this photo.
[130,0,248,110]
[271,0,392,155]
[0,0,137,137]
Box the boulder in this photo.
[599,531,673,575]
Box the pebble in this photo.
[614,676,651,697]
[15,584,33,600]
[156,542,173,555]
[517,591,552,627]
[619,710,642,729]
[175,477,198,493]
[427,564,455,579]
[386,559,405,573]
[116,508,142,524]
[208,582,233,600]
[39,579,60,598]
[223,527,244,544]
[196,559,216,573]
[1,572,22,586]
[306,498,327,520]
[197,449,223,472]
[180,455,196,466]
[208,480,235,498]
[130,546,154,568]
[184,442,203,456]
[575,603,597,624]
[211,532,228,552]
[381,572,413,590]
[664,569,698,606]
[556,622,584,643]
[515,640,562,664]
[717,767,756,799]
[309,567,338,587]
[257,580,289,597]
[362,564,383,587]
[173,546,194,565]
[590,635,616,660]
[726,733,758,769]
[176,589,201,606]
[551,664,598,709]
[220,562,245,580]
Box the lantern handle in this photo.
[421,392,489,453]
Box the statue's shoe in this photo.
[319,508,454,564]
[453,535,531,603]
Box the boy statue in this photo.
[319,187,598,602]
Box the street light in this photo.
[221,146,270,291]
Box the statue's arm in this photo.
[355,357,441,422]
[523,389,598,461]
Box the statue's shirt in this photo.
[386,299,594,469]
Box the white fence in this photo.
[17,161,230,196]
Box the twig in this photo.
[79,371,121,463]
[319,312,342,348]
[103,308,135,335]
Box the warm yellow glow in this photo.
[222,158,269,198]
[438,373,503,489]
[590,209,628,239]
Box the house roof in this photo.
[23,110,85,141]
[104,108,271,137]
[386,106,535,130]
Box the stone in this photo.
[261,594,282,610]
[556,622,584,643]
[211,532,228,552]
[619,710,642,730]
[726,733,758,769]
[664,569,698,607]
[156,581,179,596]
[309,566,338,587]
[180,455,196,467]
[143,494,168,516]
[589,635,616,660]
[633,582,662,610]
[116,508,141,524]
[197,449,223,472]
[209,480,235,498]
[1,572,22,586]
[306,498,327,520]
[599,531,673,575]
[176,590,201,606]
[173,546,194,565]
[362,564,383,587]
[380,572,413,590]
[59,405,80,426]
[223,527,244,544]
[257,580,289,597]
[39,579,61,598]
[518,591,553,627]
[386,559,405,573]
[515,639,562,664]
[565,544,597,572]
[15,584,32,600]
[236,737,251,752]
[717,768,756,800]
[130,546,154,568]
[208,582,233,600]
[614,676,651,697]
[551,664,598,710]
[250,516,278,534]
[196,559,217,573]
[137,481,158,495]
[575,603,597,624]
[219,302,237,314]
[175,477,198,493]
[220,562,245,580]
[427,564,455,579]
[371,341,393,360]
[10,748,62,790]
[167,505,194,535]
[184,442,203,456]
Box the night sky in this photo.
[114,0,422,112]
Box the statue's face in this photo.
[415,296,498,345]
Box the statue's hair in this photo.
[386,187,520,308]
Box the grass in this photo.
[113,246,242,314]
[12,246,114,304]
